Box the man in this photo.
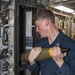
[28,9,75,75]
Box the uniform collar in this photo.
[37,30,64,48]
[51,30,64,47]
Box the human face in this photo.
[35,19,48,38]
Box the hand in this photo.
[52,46,67,67]
[28,47,42,64]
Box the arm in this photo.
[28,47,42,72]
[58,46,75,75]
[52,46,75,75]
[57,61,75,75]
[29,61,40,72]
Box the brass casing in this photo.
[21,48,51,62]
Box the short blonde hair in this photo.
[33,9,55,24]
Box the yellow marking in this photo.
[48,48,52,57]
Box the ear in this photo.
[44,19,49,26]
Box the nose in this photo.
[36,27,39,32]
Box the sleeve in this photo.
[29,61,40,72]
[57,62,75,75]
[57,44,75,75]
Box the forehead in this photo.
[35,19,43,26]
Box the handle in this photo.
[61,48,70,53]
